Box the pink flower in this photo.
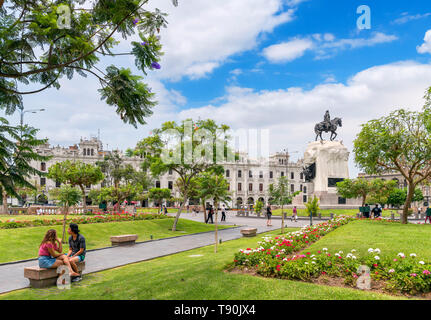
[393,259,398,262]
[423,270,431,275]
[410,273,417,277]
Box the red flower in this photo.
[276,265,281,271]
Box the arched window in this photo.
[83,149,86,156]
[226,169,230,178]
[91,149,94,156]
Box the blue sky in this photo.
[7,0,431,177]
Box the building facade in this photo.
[24,138,312,208]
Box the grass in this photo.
[0,227,405,300]
[0,218,231,264]
[306,219,431,258]
[272,208,397,217]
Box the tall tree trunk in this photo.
[214,201,219,253]
[62,205,69,242]
[201,198,207,222]
[402,183,415,225]
[281,204,284,234]
[172,195,187,231]
[80,185,87,213]
[362,195,366,207]
[1,190,8,215]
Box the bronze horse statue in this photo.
[314,117,342,141]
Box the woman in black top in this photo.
[266,205,272,227]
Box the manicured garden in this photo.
[233,218,431,296]
[0,227,403,300]
[0,218,231,264]
[271,208,396,217]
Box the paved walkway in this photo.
[0,212,311,294]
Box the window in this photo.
[291,184,294,192]
[91,149,94,156]
[249,170,253,178]
[40,162,46,171]
[238,170,242,178]
[281,171,284,177]
[238,183,242,191]
[270,171,273,179]
[83,149,86,156]
[259,171,263,179]
[259,183,263,192]
[300,172,304,180]
[226,169,230,178]
[227,183,230,191]
[338,197,347,205]
[168,169,173,175]
[303,195,307,203]
[40,178,46,186]
[291,172,294,180]
[303,186,307,194]
[249,183,253,191]
[300,184,303,192]
[168,181,173,190]
[156,181,161,188]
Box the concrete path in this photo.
[0,212,311,294]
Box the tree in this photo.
[99,184,143,211]
[254,200,264,216]
[48,160,104,212]
[354,102,431,224]
[305,196,320,217]
[387,187,424,209]
[49,184,81,242]
[197,172,231,253]
[0,0,180,127]
[147,187,171,212]
[133,119,233,231]
[336,178,397,206]
[268,176,300,234]
[0,121,50,214]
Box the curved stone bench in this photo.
[110,234,138,246]
[240,228,257,237]
[24,261,85,288]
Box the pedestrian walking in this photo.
[206,205,214,224]
[266,204,272,227]
[426,206,431,224]
[221,204,226,222]
[291,206,298,222]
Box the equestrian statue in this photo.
[314,110,342,141]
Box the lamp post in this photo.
[283,148,299,221]
[20,108,46,130]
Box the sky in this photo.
[6,0,431,177]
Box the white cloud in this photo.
[262,38,314,63]
[417,30,431,54]
[393,12,431,25]
[177,61,431,177]
[143,0,297,81]
[263,32,398,63]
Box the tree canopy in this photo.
[0,0,179,127]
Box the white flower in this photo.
[398,253,405,258]
[335,253,340,257]
[368,248,374,253]
[305,262,309,265]
[374,248,381,254]
[312,261,316,264]
[352,256,357,260]
[389,269,395,273]
[410,253,417,257]
[323,248,328,251]
[351,249,357,253]
[419,261,425,265]
[338,251,343,254]
[374,256,380,260]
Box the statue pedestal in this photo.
[304,140,350,206]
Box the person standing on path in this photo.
[291,206,298,222]
[266,204,272,227]
[206,205,214,224]
[426,206,431,224]
[221,204,226,222]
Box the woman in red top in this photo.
[38,229,79,277]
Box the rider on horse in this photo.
[323,110,331,131]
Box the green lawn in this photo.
[306,219,431,259]
[272,208,397,217]
[0,227,404,300]
[0,218,231,264]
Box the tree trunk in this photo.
[62,205,69,242]
[402,183,415,225]
[362,195,366,207]
[172,195,186,231]
[281,204,284,234]
[0,0,4,9]
[201,198,207,222]
[1,190,8,215]
[80,185,87,213]
[214,201,219,253]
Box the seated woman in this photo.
[38,229,80,277]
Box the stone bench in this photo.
[240,228,257,237]
[110,234,138,246]
[24,261,85,288]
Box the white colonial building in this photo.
[24,137,312,208]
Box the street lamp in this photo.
[20,108,46,127]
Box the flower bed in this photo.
[0,213,170,229]
[232,216,431,295]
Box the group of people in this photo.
[361,204,383,219]
[265,205,299,227]
[205,204,227,224]
[38,223,86,282]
